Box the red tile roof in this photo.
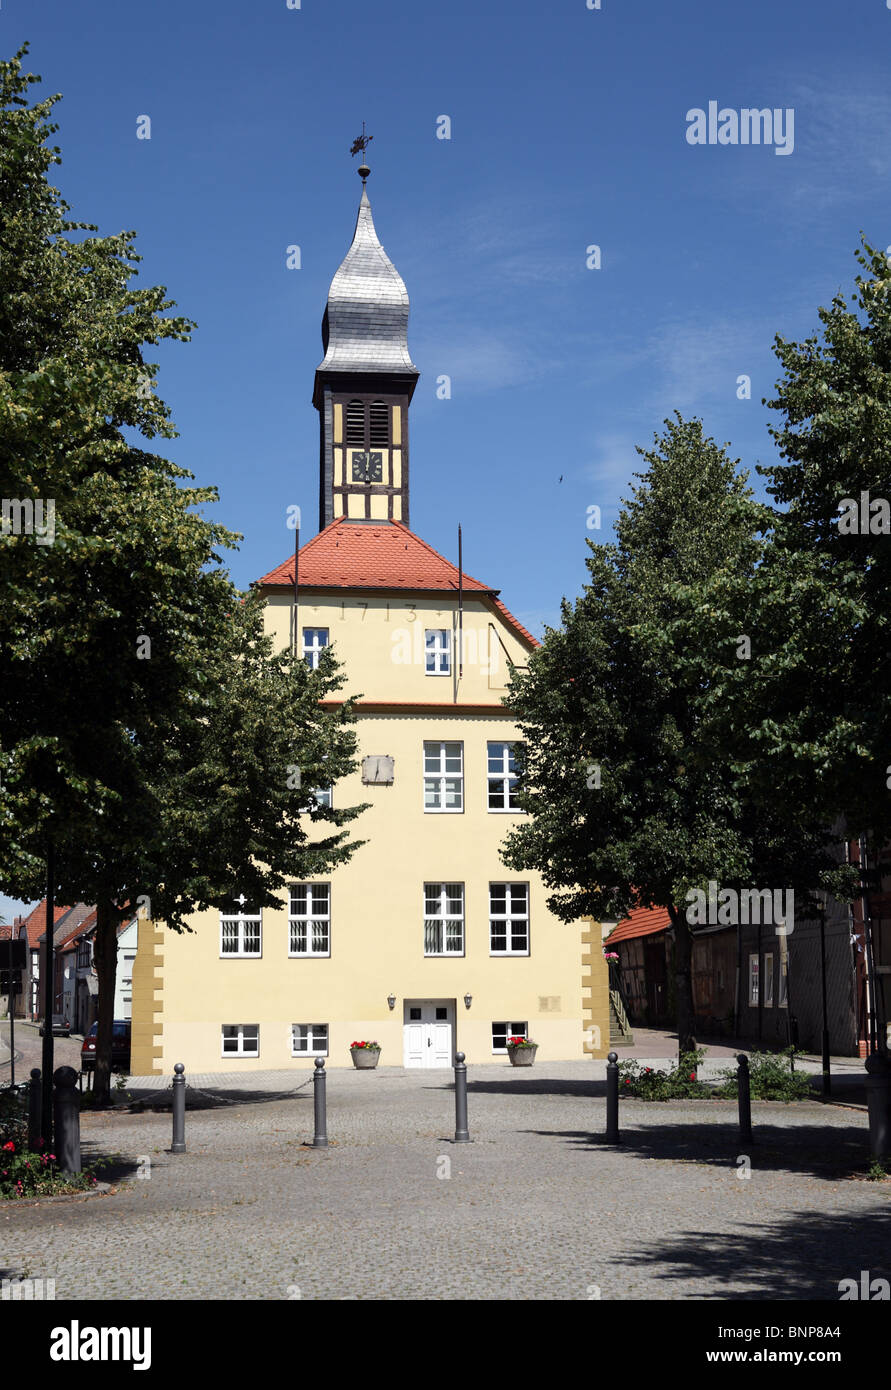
[606,906,672,944]
[58,907,97,951]
[0,924,11,941]
[256,519,539,649]
[17,900,71,948]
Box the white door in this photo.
[403,1000,454,1068]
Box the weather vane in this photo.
[350,123,373,183]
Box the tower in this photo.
[313,154,419,531]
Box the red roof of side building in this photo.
[606,906,672,944]
[17,900,72,948]
[256,518,539,649]
[58,907,97,952]
[0,924,11,941]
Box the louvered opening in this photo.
[369,400,390,446]
[345,400,365,445]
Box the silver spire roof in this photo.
[317,187,418,377]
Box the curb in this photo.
[1,1180,113,1208]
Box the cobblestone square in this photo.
[1,1060,888,1302]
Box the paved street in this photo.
[1,1060,887,1301]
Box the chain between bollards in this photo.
[312,1057,328,1148]
[453,1051,470,1142]
[171,1063,186,1153]
[605,1050,620,1143]
[737,1053,753,1147]
[52,1066,81,1174]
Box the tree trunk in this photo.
[92,899,120,1107]
[668,904,697,1062]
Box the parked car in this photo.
[38,1014,71,1037]
[81,1020,131,1073]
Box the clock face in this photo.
[351,451,383,483]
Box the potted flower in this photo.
[505,1035,538,1067]
[349,1040,381,1070]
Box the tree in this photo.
[0,48,366,1106]
[752,238,891,852]
[501,415,846,1056]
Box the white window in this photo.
[763,953,774,1008]
[778,956,788,1008]
[289,885,331,956]
[489,883,529,955]
[492,1022,528,1053]
[424,883,464,956]
[222,1024,259,1057]
[220,896,262,957]
[425,629,451,675]
[311,787,332,808]
[291,1023,328,1056]
[487,741,520,811]
[424,741,463,812]
[302,628,329,670]
[748,953,759,1006]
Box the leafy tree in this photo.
[753,238,891,851]
[0,48,365,1107]
[501,415,845,1056]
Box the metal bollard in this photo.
[737,1053,753,1147]
[312,1057,328,1148]
[453,1051,470,1143]
[171,1062,186,1154]
[605,1051,620,1144]
[865,1051,891,1161]
[28,1069,42,1152]
[52,1066,81,1174]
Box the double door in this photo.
[403,999,454,1067]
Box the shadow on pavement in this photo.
[619,1206,891,1300]
[522,1119,875,1180]
[425,1077,608,1098]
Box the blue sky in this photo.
[3,0,889,918]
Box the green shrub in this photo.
[714,1050,813,1102]
[617,1050,713,1101]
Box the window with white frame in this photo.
[425,629,451,675]
[424,741,463,812]
[221,1024,259,1057]
[492,1022,528,1053]
[302,628,329,670]
[291,1023,328,1056]
[487,741,520,811]
[778,956,788,1008]
[748,953,759,1006]
[424,883,465,955]
[763,952,774,1007]
[219,896,262,957]
[311,786,333,808]
[489,883,529,955]
[289,885,331,956]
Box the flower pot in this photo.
[350,1048,380,1069]
[506,1043,537,1067]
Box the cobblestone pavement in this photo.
[0,1021,84,1080]
[1,1062,887,1301]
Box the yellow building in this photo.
[131,170,608,1073]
